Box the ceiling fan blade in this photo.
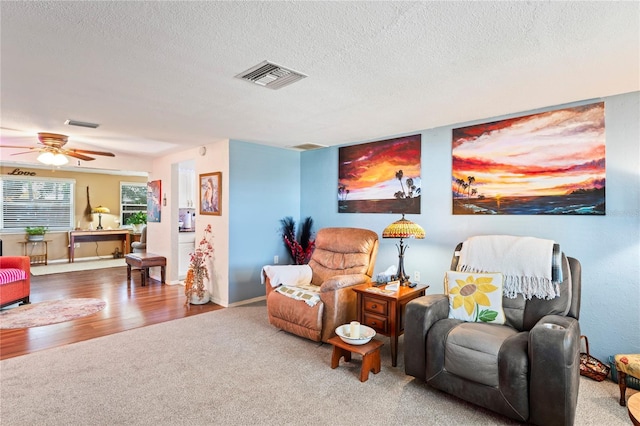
[0,145,38,150]
[68,149,115,157]
[10,151,38,156]
[63,151,95,161]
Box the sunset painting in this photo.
[339,134,421,213]
[452,102,605,215]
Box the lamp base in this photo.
[395,238,411,286]
[97,213,104,230]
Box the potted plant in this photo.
[125,211,147,232]
[185,224,214,306]
[25,226,48,241]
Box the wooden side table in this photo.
[18,240,51,265]
[629,392,640,426]
[352,282,428,367]
[328,335,384,382]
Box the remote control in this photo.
[408,282,417,288]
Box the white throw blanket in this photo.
[457,235,559,300]
[261,265,312,288]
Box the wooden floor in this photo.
[0,265,223,360]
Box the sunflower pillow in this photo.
[445,271,506,324]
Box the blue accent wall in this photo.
[229,140,300,304]
[300,92,640,362]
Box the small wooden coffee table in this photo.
[125,253,166,287]
[328,335,383,382]
[629,392,640,426]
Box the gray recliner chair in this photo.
[404,242,581,426]
[131,225,147,253]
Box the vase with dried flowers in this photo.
[279,216,315,265]
[185,224,214,305]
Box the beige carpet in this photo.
[30,258,126,276]
[0,302,634,425]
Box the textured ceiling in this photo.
[1,1,638,161]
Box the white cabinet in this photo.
[178,232,196,279]
[179,169,196,208]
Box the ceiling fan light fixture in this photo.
[38,151,68,166]
[52,153,69,166]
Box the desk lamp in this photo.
[92,206,110,230]
[382,214,425,285]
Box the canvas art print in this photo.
[147,180,161,222]
[452,102,605,215]
[339,134,421,214]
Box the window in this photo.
[120,182,147,225]
[1,176,75,230]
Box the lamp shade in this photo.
[382,214,425,239]
[92,206,110,214]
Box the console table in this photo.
[68,230,131,262]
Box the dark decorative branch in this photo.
[279,216,315,265]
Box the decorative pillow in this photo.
[445,271,505,324]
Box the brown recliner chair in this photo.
[264,227,378,343]
[405,242,581,426]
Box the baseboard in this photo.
[47,255,118,265]
[227,295,265,308]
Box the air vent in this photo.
[65,119,100,129]
[291,143,326,151]
[235,61,307,90]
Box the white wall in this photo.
[149,139,230,306]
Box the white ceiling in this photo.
[1,1,638,161]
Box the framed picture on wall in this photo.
[199,172,221,216]
[147,180,161,222]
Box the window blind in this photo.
[1,176,75,230]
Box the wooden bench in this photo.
[125,253,166,287]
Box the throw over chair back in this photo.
[404,240,581,426]
[450,242,581,331]
[265,227,378,343]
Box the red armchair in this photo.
[0,256,31,309]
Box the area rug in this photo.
[0,298,106,329]
[30,258,126,276]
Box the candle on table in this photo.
[350,321,360,339]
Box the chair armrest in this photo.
[320,274,370,292]
[264,276,277,298]
[404,294,449,381]
[529,315,581,426]
[0,256,30,271]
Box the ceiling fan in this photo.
[2,132,116,163]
